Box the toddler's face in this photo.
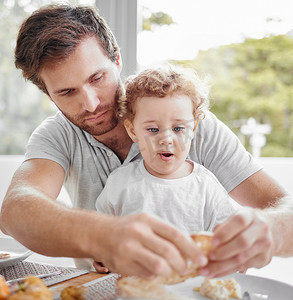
[127,93,196,179]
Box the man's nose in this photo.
[82,87,100,112]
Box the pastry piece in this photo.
[7,276,52,300]
[156,232,213,284]
[60,285,87,300]
[0,253,10,260]
[194,277,242,299]
[116,232,213,298]
[116,276,191,300]
[0,275,10,300]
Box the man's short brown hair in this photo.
[15,4,119,94]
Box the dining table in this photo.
[0,243,120,300]
[1,259,119,299]
[1,235,293,299]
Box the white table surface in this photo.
[246,256,293,286]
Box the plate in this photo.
[165,273,293,299]
[0,237,33,268]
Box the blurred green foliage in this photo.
[0,0,92,155]
[143,10,175,31]
[172,35,293,156]
[1,2,293,157]
[0,0,58,155]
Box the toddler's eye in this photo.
[147,128,159,133]
[173,126,184,132]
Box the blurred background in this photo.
[1,0,293,201]
[1,0,293,156]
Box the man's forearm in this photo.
[0,185,107,259]
[1,185,208,278]
[229,170,287,209]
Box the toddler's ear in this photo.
[193,118,199,132]
[124,119,138,142]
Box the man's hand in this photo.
[93,213,208,279]
[199,208,274,278]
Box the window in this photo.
[0,0,95,155]
[138,0,293,157]
[1,0,293,157]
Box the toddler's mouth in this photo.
[159,152,174,161]
[161,153,173,157]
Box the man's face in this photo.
[40,36,122,138]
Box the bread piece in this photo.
[0,275,10,299]
[194,277,242,299]
[191,232,213,255]
[60,285,87,300]
[116,233,213,298]
[116,276,191,300]
[7,276,52,300]
[0,253,11,260]
[158,232,213,284]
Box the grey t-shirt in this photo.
[24,111,262,210]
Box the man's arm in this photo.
[198,170,291,278]
[0,158,71,252]
[229,169,287,208]
[0,158,206,278]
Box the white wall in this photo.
[0,156,23,203]
[0,155,71,207]
[258,157,293,195]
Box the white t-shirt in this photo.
[24,111,262,210]
[96,159,240,235]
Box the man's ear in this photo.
[124,119,137,142]
[115,52,123,72]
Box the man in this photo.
[0,4,291,279]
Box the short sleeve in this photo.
[24,113,72,172]
[189,112,263,192]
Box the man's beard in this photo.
[61,82,122,137]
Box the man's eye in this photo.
[93,74,103,82]
[63,89,73,96]
[147,128,159,133]
[173,126,185,132]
